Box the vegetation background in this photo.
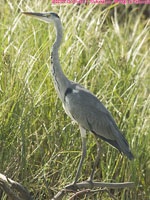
[0,1,150,199]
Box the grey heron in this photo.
[23,11,134,184]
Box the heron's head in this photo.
[22,11,60,24]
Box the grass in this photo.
[0,1,150,199]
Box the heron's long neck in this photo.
[51,20,69,101]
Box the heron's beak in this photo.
[22,12,50,22]
[22,11,51,23]
[22,12,45,17]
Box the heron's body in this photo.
[23,11,133,183]
[63,83,132,158]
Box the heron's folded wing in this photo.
[65,86,119,141]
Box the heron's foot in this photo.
[85,178,94,188]
[65,181,78,191]
[87,176,93,183]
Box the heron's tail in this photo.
[92,130,134,160]
[115,130,134,160]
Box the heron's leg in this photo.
[89,134,101,182]
[74,126,86,184]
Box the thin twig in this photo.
[69,188,118,200]
[69,189,91,200]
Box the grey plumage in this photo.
[64,83,133,160]
[23,11,133,183]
